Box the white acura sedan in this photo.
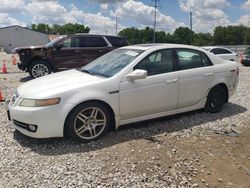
[7,44,239,142]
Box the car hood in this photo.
[12,45,46,53]
[17,69,104,98]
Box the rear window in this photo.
[210,48,232,54]
[106,36,129,47]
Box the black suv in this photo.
[12,34,129,78]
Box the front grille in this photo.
[13,119,37,132]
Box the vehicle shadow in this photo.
[13,102,247,156]
[19,76,32,82]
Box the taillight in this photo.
[231,67,239,75]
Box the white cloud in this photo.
[91,0,125,4]
[0,13,26,27]
[69,5,122,34]
[24,1,123,34]
[26,1,73,24]
[236,14,250,26]
[115,0,184,32]
[241,0,250,11]
[0,0,25,13]
[179,0,230,32]
[100,3,108,11]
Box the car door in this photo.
[81,36,112,65]
[119,49,179,120]
[175,49,214,109]
[53,36,83,69]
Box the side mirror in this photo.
[125,69,147,81]
[55,43,64,50]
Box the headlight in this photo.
[19,98,60,107]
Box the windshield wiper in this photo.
[81,69,94,75]
[79,69,109,78]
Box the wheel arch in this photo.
[208,83,229,103]
[63,99,116,137]
[28,56,55,71]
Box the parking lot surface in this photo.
[0,60,250,187]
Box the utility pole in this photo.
[116,14,118,35]
[150,0,160,43]
[243,15,250,45]
[189,11,193,44]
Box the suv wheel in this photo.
[29,60,51,78]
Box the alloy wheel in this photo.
[73,107,106,140]
[31,64,50,78]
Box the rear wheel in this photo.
[65,102,110,142]
[205,86,225,113]
[29,60,51,78]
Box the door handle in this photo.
[204,73,214,77]
[166,79,178,83]
[74,50,81,53]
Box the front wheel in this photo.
[29,60,52,78]
[205,86,225,113]
[65,102,110,142]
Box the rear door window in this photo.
[79,37,108,47]
[176,49,212,70]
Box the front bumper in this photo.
[17,63,27,71]
[7,100,65,138]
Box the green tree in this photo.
[173,27,194,44]
[31,23,90,34]
[213,25,248,45]
[192,33,214,46]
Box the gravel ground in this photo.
[0,60,250,187]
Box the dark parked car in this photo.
[12,34,129,78]
[241,47,250,66]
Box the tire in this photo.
[28,60,52,78]
[205,86,225,113]
[65,102,110,142]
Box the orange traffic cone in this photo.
[2,61,7,74]
[239,54,243,64]
[12,56,16,65]
[0,90,5,102]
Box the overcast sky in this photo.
[0,0,250,34]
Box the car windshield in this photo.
[79,49,144,78]
[45,37,65,47]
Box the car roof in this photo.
[73,33,125,38]
[202,46,232,50]
[121,43,206,51]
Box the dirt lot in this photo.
[0,60,250,187]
